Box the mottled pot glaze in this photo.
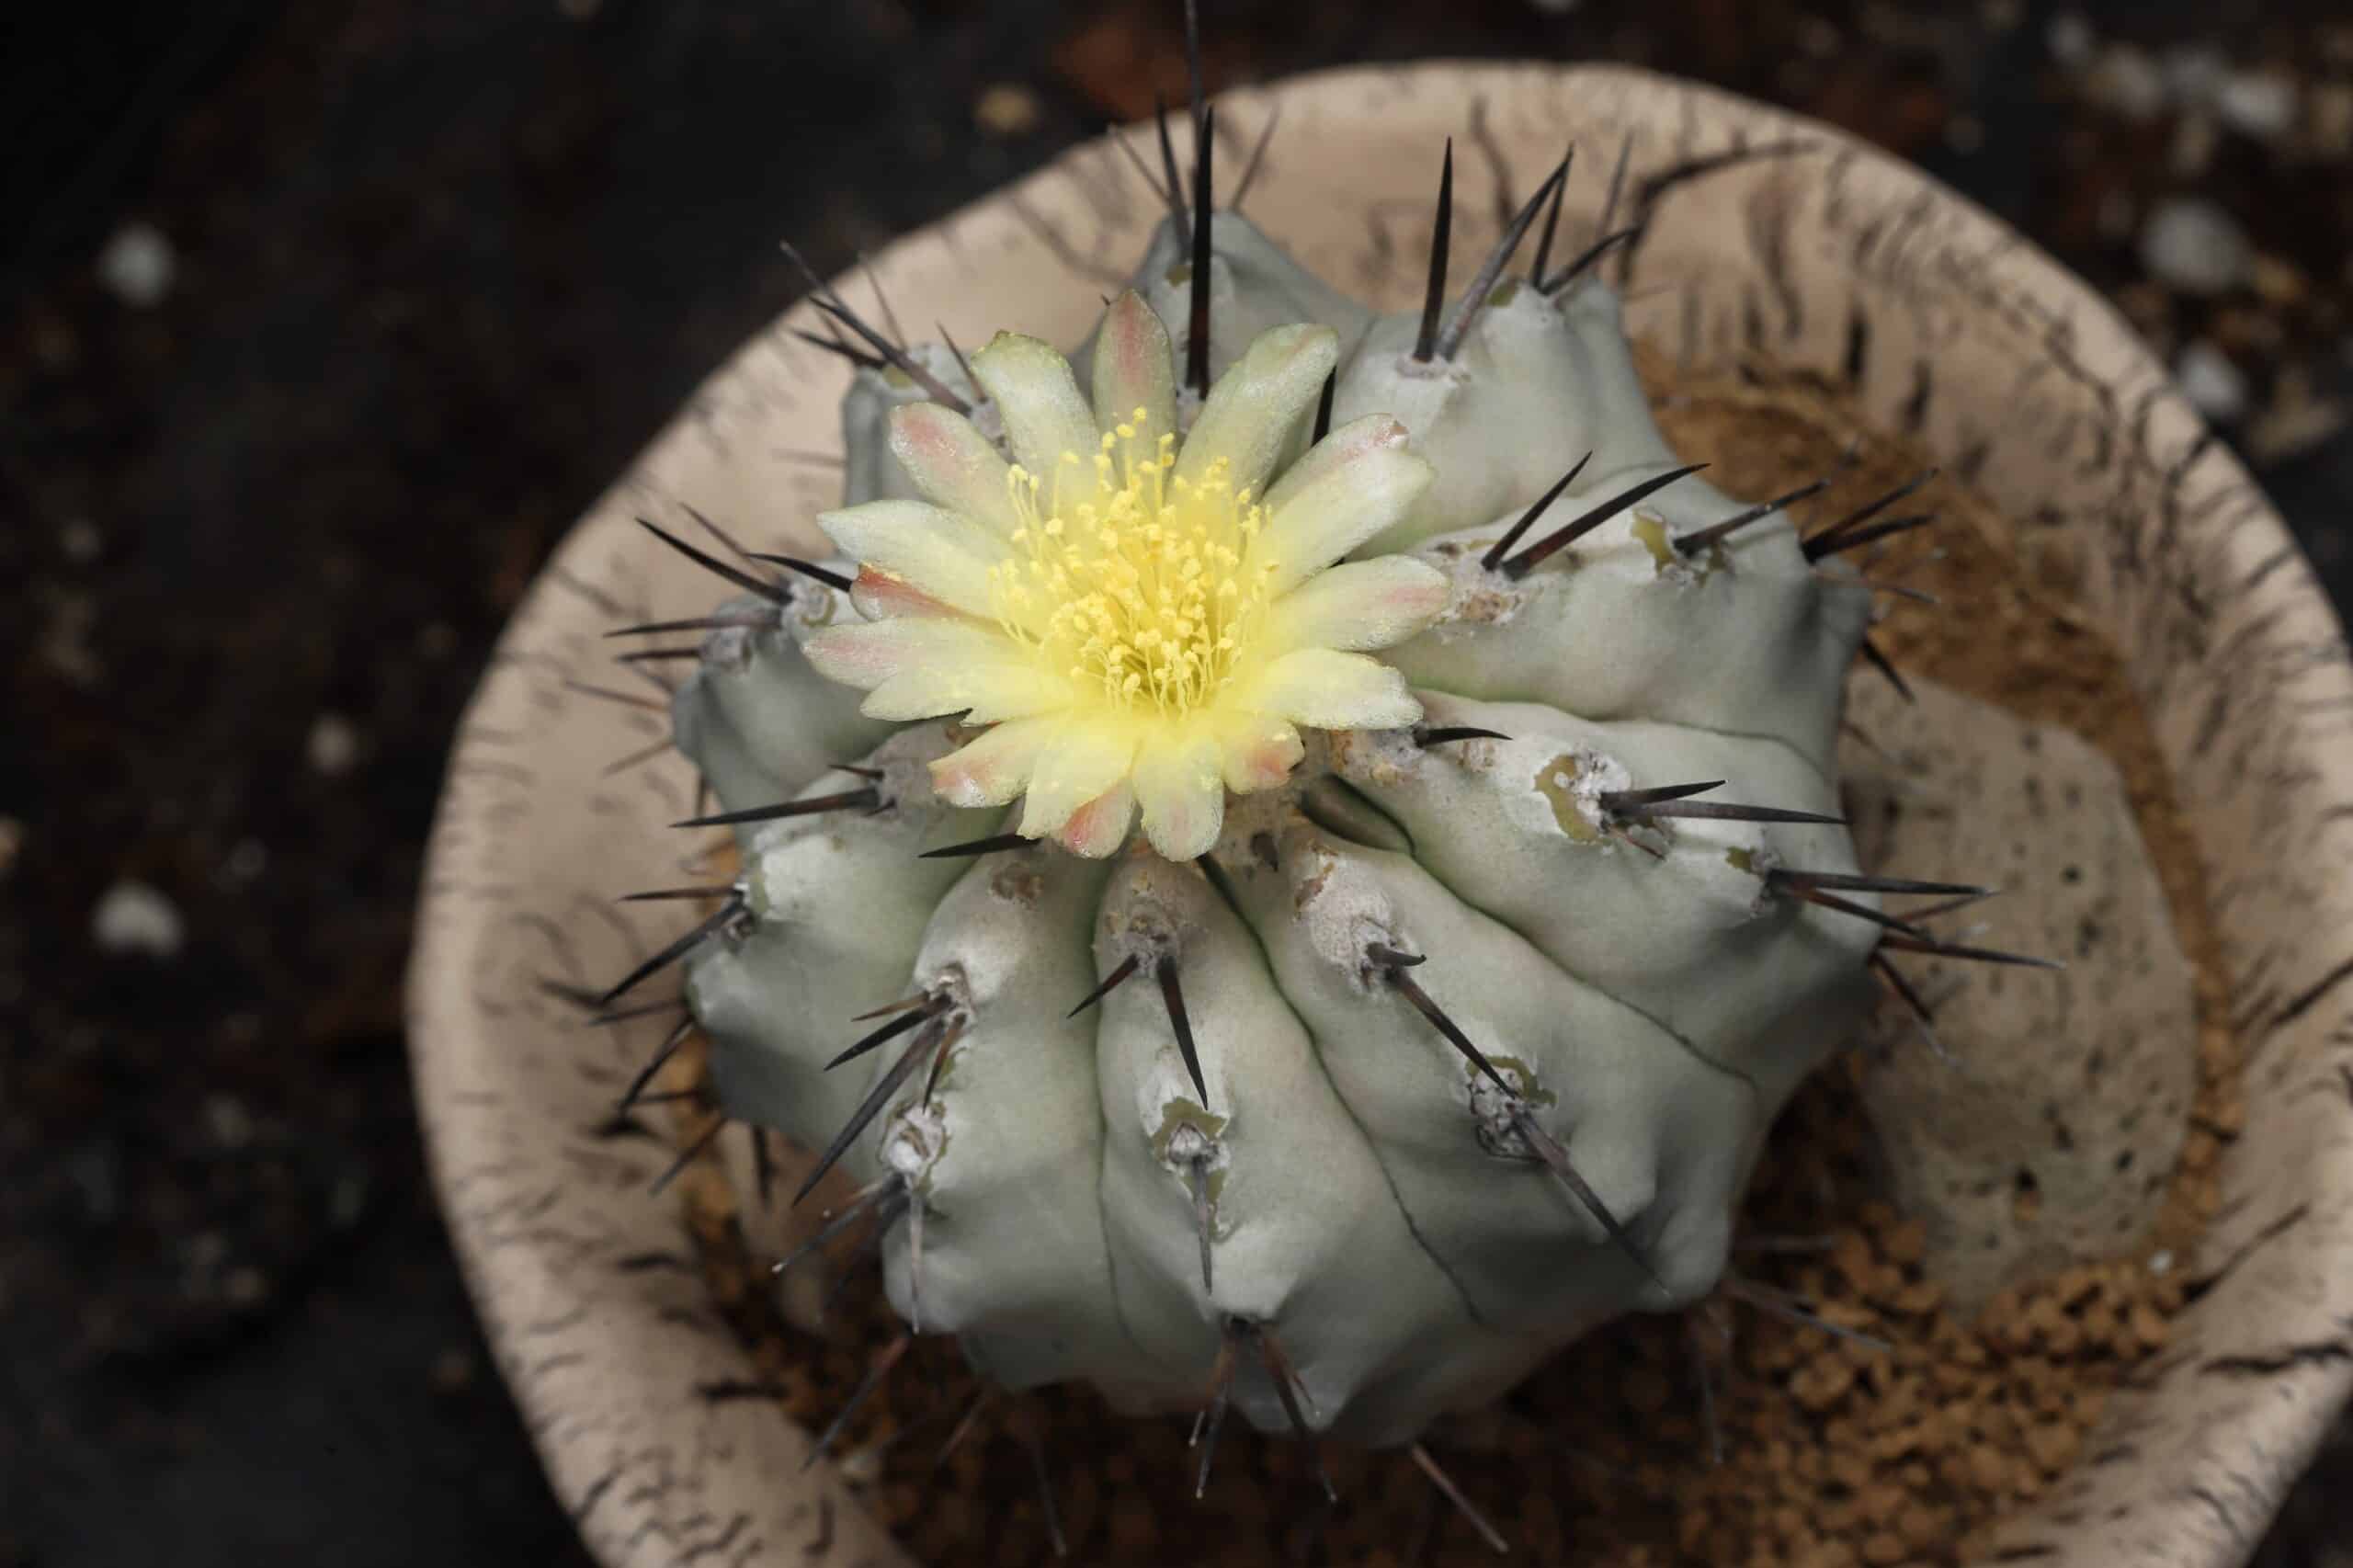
[407,62,2353,1568]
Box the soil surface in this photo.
[6,3,2352,1566]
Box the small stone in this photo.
[308,712,360,776]
[92,880,184,958]
[2086,46,2165,122]
[2310,83,2353,156]
[2175,340,2248,422]
[2163,46,2228,108]
[97,222,175,308]
[2246,367,2348,462]
[973,83,1043,139]
[2140,197,2253,295]
[2046,12,2094,68]
[70,1142,121,1221]
[2250,253,2308,307]
[1791,1355,1858,1411]
[224,1267,270,1309]
[224,839,267,881]
[331,1169,369,1228]
[203,1095,253,1150]
[2167,112,2217,179]
[2024,1422,2081,1474]
[60,518,100,562]
[2216,70,2297,140]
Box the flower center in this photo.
[989,409,1279,718]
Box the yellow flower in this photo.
[806,293,1446,860]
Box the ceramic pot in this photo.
[407,62,2353,1567]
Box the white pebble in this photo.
[2164,46,2228,108]
[93,880,184,958]
[204,1095,254,1150]
[2087,45,2166,122]
[2216,70,2297,141]
[2140,197,2253,295]
[308,712,360,776]
[225,838,268,881]
[2047,12,2094,68]
[97,222,176,308]
[2175,340,2248,422]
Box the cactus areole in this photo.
[622,142,1984,1457]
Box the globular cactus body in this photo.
[653,171,1891,1451]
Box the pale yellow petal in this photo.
[1218,719,1305,794]
[887,403,1019,535]
[1261,413,1409,515]
[817,500,1002,619]
[804,616,1008,692]
[1131,728,1226,860]
[864,660,1073,724]
[1265,556,1451,654]
[928,718,1059,808]
[1254,448,1434,598]
[1055,781,1136,858]
[1174,323,1338,497]
[1018,725,1140,840]
[1245,648,1424,731]
[1089,292,1178,446]
[970,332,1100,484]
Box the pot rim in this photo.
[408,59,2353,1568]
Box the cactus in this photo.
[593,93,2044,1495]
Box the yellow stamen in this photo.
[991,409,1275,719]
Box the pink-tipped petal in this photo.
[1262,414,1410,515]
[969,332,1100,483]
[850,564,967,622]
[1220,721,1305,794]
[887,403,1020,536]
[1017,726,1140,840]
[817,500,1003,619]
[928,718,1058,808]
[1089,292,1179,446]
[1246,648,1424,732]
[1175,324,1339,498]
[1266,557,1451,654]
[1133,730,1226,860]
[1056,782,1137,858]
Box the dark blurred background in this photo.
[5,3,2351,1564]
